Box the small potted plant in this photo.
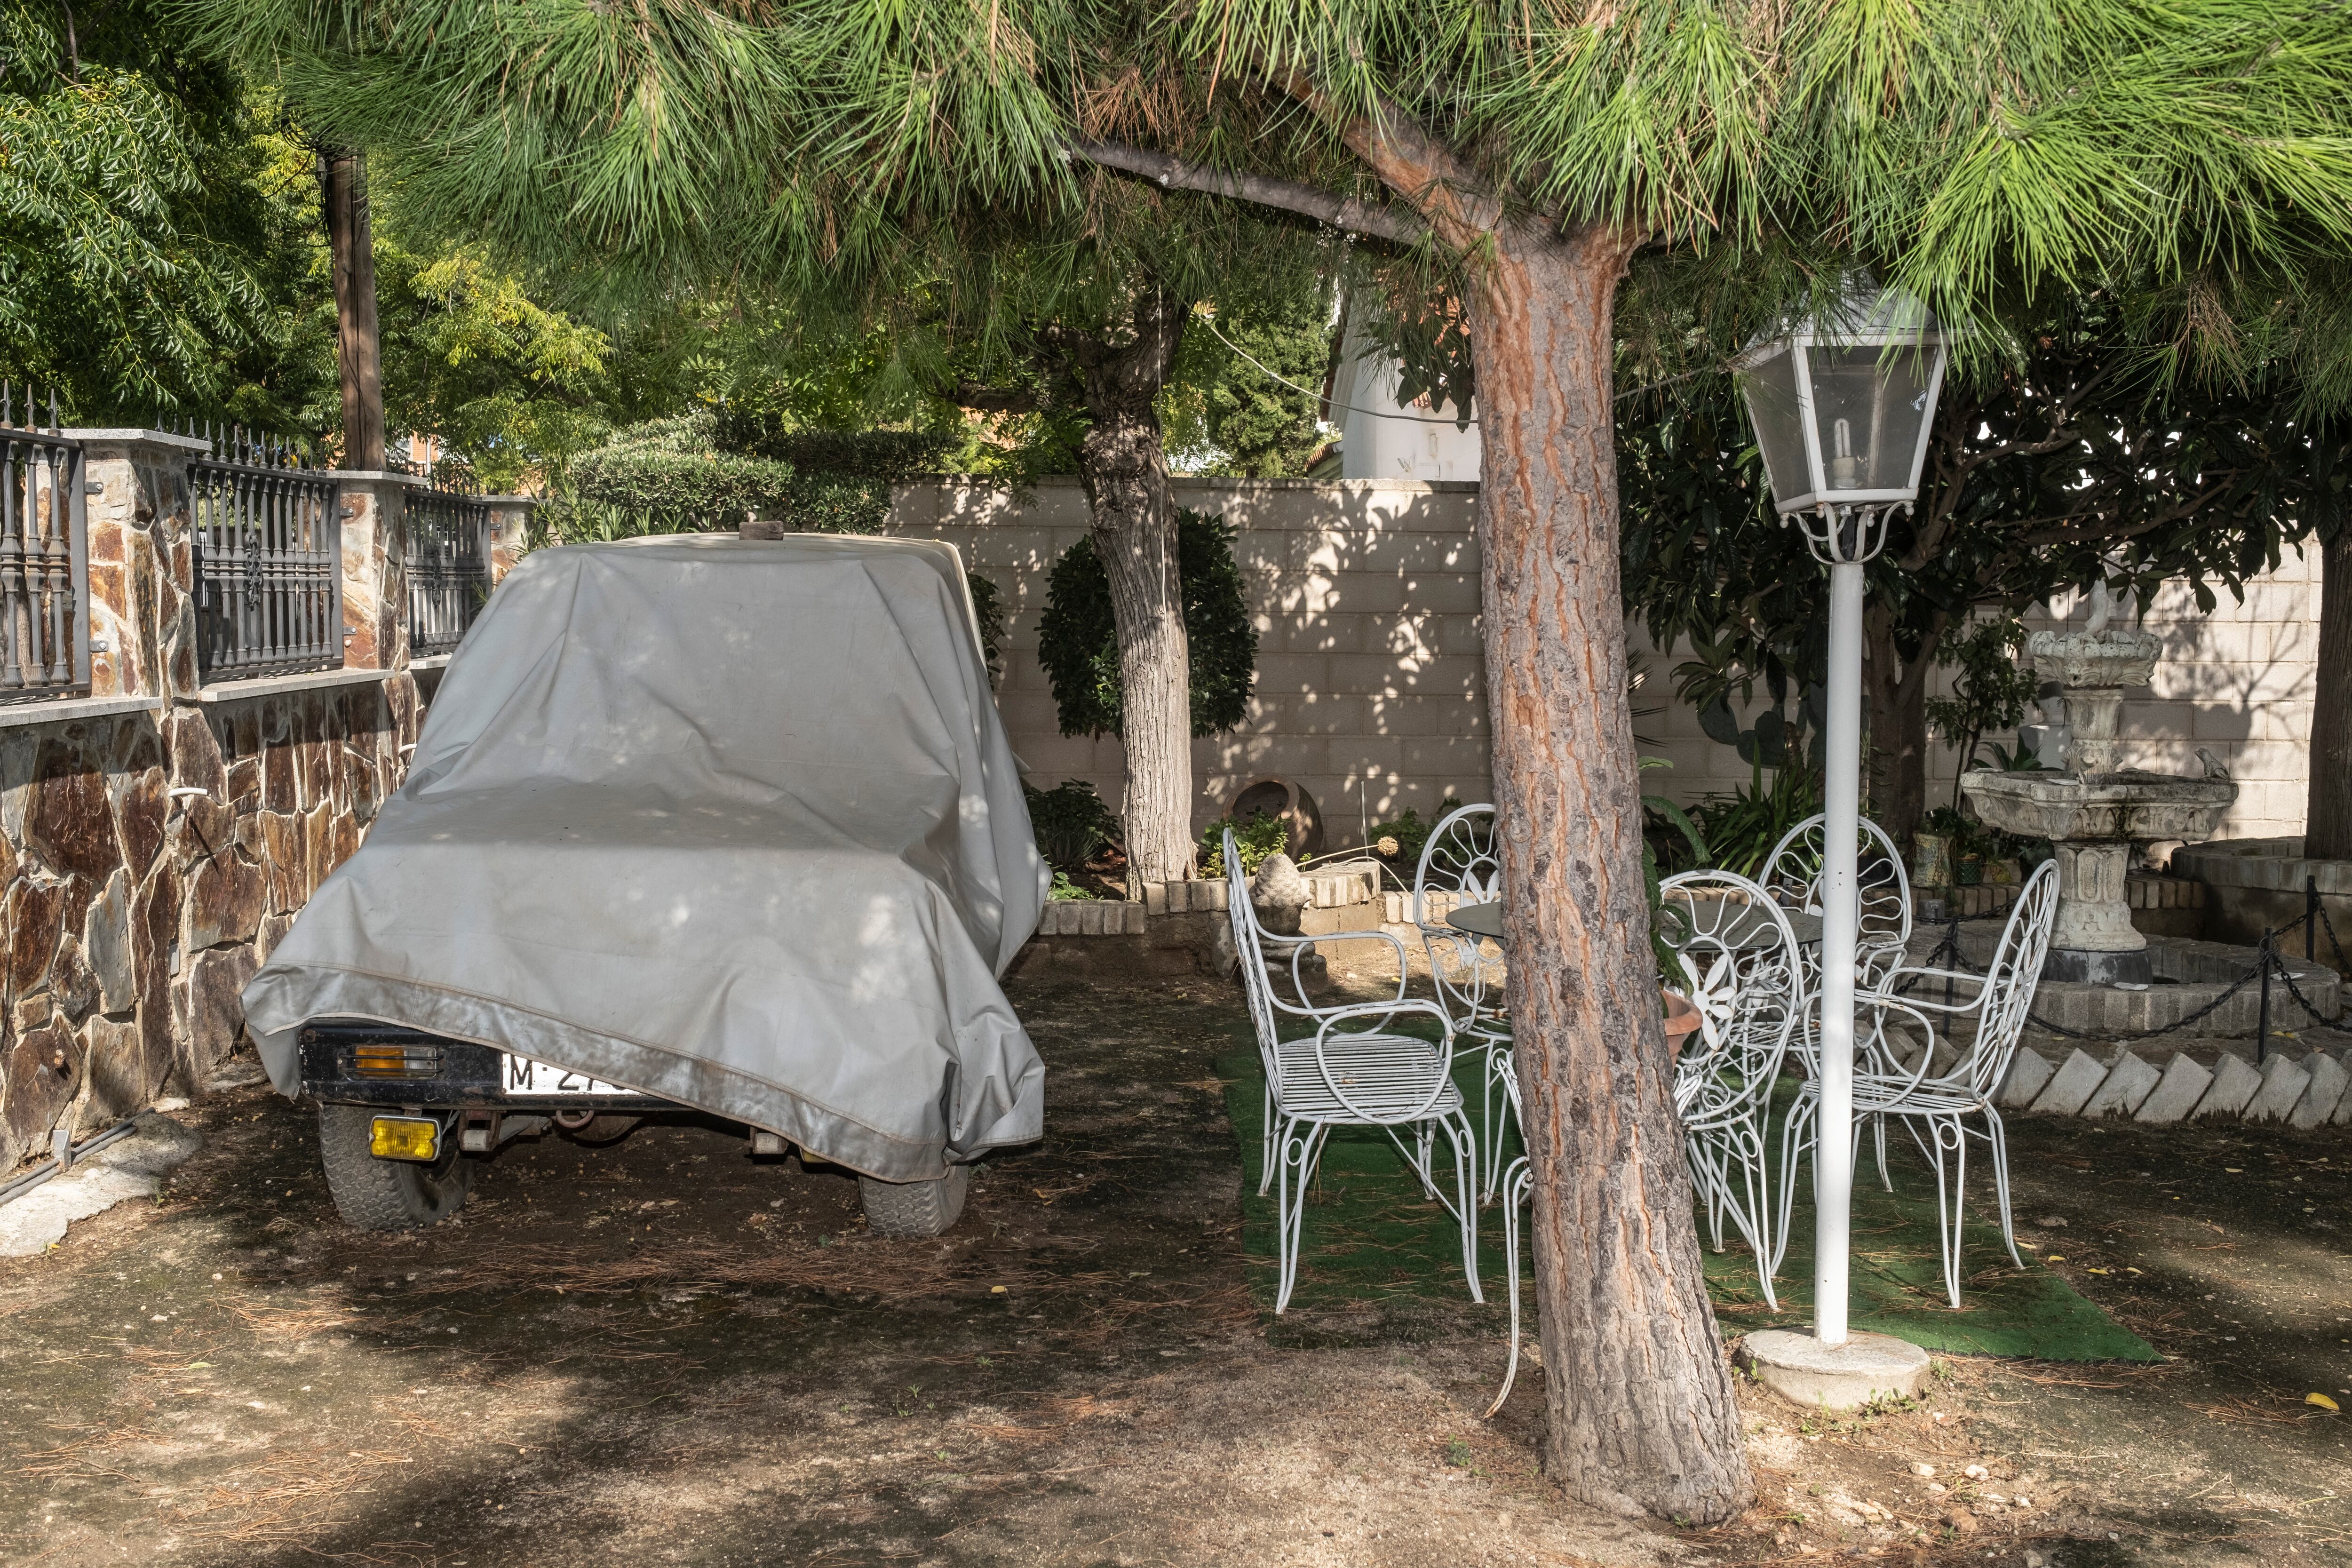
[1914,806,1968,889]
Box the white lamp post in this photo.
[1734,278,1946,1353]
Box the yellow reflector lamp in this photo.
[369,1116,440,1162]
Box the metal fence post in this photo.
[2256,929,2272,1065]
[2308,875,2319,963]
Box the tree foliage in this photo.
[1619,281,2344,837]
[0,1,318,419]
[1036,509,1257,739]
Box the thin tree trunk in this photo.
[1471,219,1753,1523]
[1065,290,1194,891]
[1864,606,1934,846]
[2307,526,2352,861]
[324,148,385,470]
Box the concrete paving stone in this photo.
[2192,1052,2265,1119]
[2132,1053,2216,1124]
[1998,1047,2057,1109]
[2029,1049,2113,1118]
[2288,1051,2349,1130]
[2243,1052,2314,1123]
[2083,1051,2162,1118]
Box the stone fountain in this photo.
[1961,582,2236,984]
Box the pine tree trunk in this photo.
[2307,526,2352,861]
[1865,607,1933,844]
[1067,291,1194,891]
[324,149,385,470]
[1468,220,1754,1523]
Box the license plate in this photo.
[499,1055,631,1096]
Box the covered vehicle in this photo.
[242,532,1049,1234]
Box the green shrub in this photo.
[1024,780,1120,872]
[566,447,803,527]
[1035,509,1258,739]
[555,412,956,538]
[1200,810,1289,878]
[1684,765,1823,877]
[1047,869,1097,902]
[1367,799,1465,875]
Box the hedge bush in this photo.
[559,411,955,537]
[1035,509,1258,739]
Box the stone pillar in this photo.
[2045,841,2149,984]
[68,430,210,700]
[327,471,425,672]
[485,496,537,584]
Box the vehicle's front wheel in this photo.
[316,1105,474,1231]
[858,1164,971,1237]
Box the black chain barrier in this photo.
[1892,892,2345,1051]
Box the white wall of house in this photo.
[1325,327,1482,484]
[887,477,2322,847]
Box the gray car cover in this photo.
[242,532,1050,1181]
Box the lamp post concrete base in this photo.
[1739,1329,1931,1411]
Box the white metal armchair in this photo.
[1411,804,1514,1201]
[1772,859,2060,1308]
[1224,830,1482,1315]
[1484,1057,1535,1417]
[1659,871,1806,1310]
[1762,812,1914,991]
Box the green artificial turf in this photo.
[1218,1047,2158,1363]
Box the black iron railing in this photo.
[404,488,492,657]
[191,427,343,681]
[0,386,90,704]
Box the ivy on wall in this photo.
[1036,509,1258,739]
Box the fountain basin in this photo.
[2027,627,2161,690]
[1963,767,2238,985]
[1959,768,2238,845]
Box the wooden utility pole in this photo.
[323,148,385,470]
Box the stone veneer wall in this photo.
[0,433,437,1171]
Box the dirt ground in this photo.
[1,955,2347,1567]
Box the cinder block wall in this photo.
[889,477,1494,846]
[897,479,2321,845]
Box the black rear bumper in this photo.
[298,1020,675,1112]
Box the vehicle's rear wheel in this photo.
[858,1164,971,1237]
[317,1105,474,1231]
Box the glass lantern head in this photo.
[1733,277,1947,516]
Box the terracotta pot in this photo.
[1662,990,1705,1059]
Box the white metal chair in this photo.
[1224,830,1482,1315]
[1772,859,2060,1308]
[1659,870,1806,1310]
[1411,804,1514,1201]
[1484,1057,1534,1417]
[1761,812,1914,991]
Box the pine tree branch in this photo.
[1063,138,1425,247]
